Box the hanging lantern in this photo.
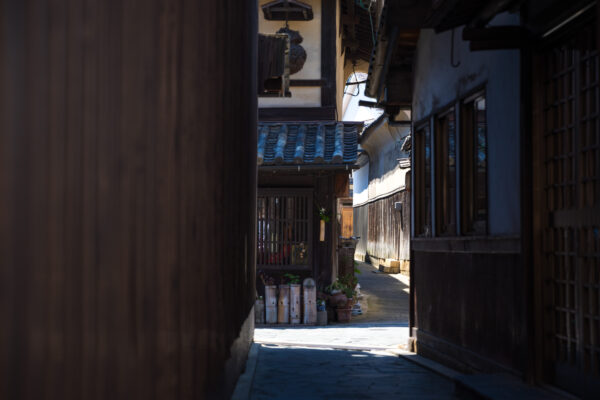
[276,26,307,75]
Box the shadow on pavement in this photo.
[249,344,459,400]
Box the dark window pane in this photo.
[415,124,432,237]
[461,94,487,235]
[257,191,311,267]
[435,108,457,236]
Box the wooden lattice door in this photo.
[537,10,600,396]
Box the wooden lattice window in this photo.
[538,11,600,394]
[257,189,312,270]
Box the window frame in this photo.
[460,89,488,236]
[434,105,458,236]
[411,85,489,239]
[256,188,313,271]
[413,119,433,237]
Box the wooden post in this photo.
[265,285,278,324]
[277,284,290,324]
[289,284,301,324]
[303,278,317,324]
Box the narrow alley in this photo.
[239,262,568,399]
[2,0,598,399]
[253,261,409,349]
[241,345,458,399]
[241,262,459,399]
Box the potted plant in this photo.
[316,298,327,326]
[325,274,359,323]
[325,280,347,308]
[285,273,302,324]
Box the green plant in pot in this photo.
[339,273,357,295]
[325,279,347,308]
[283,273,301,285]
[338,273,358,310]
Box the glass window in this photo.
[461,94,487,235]
[414,123,432,237]
[435,108,457,236]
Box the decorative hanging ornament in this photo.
[277,26,307,75]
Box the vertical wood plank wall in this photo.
[0,1,257,399]
[353,191,411,262]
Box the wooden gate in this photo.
[534,9,600,396]
[341,206,353,238]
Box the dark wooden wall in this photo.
[353,191,410,262]
[353,204,369,258]
[0,1,257,399]
[367,191,410,261]
[412,242,526,375]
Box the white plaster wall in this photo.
[412,12,521,236]
[362,123,410,204]
[258,0,322,107]
[352,163,369,206]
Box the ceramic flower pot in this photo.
[329,292,347,308]
[317,310,328,326]
[335,307,352,323]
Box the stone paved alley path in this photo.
[235,261,571,400]
[235,262,463,399]
[254,261,410,350]
[352,260,410,324]
[245,344,459,399]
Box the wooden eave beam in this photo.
[463,26,533,51]
[424,0,460,28]
[468,0,518,28]
[387,2,432,29]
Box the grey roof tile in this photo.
[257,122,359,166]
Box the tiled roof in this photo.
[257,122,360,166]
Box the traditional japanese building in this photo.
[256,0,365,290]
[367,0,600,396]
[352,113,411,274]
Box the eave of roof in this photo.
[257,121,362,168]
[365,0,519,101]
[359,113,387,144]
